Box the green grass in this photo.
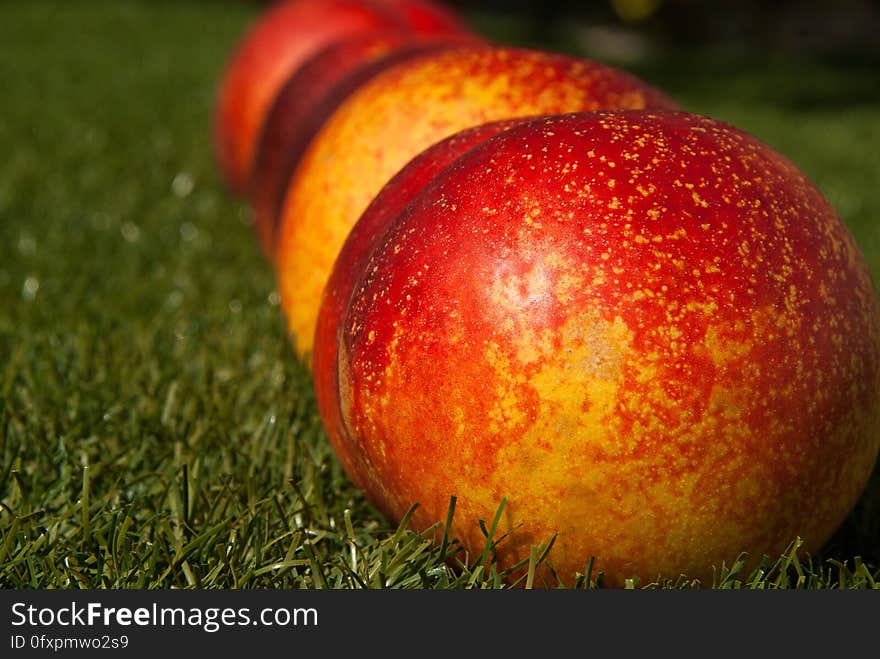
[0,0,878,589]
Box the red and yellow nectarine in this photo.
[315,110,880,586]
[276,46,680,357]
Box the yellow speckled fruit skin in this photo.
[275,46,679,358]
[323,111,880,587]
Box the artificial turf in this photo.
[0,0,878,589]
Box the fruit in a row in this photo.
[275,45,680,357]
[213,0,471,197]
[214,0,880,586]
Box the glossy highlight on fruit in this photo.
[316,110,880,586]
[277,45,680,357]
[313,118,532,489]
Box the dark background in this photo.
[246,0,880,60]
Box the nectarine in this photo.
[316,110,880,586]
[213,0,469,195]
[276,46,680,357]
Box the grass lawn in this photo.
[1,0,878,589]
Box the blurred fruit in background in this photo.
[214,0,472,197]
[249,28,481,256]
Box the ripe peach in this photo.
[249,30,480,256]
[317,111,880,586]
[213,0,469,195]
[276,46,680,357]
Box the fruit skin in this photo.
[314,118,531,491]
[249,30,480,256]
[213,0,468,196]
[277,46,680,357]
[317,110,880,586]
